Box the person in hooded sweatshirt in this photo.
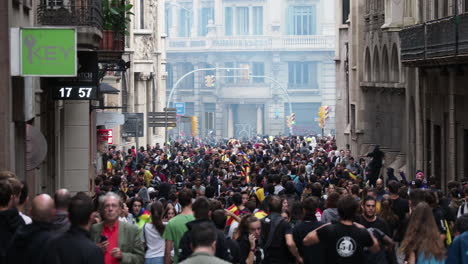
[178,197,228,262]
[0,177,26,263]
[7,194,56,264]
[321,192,340,224]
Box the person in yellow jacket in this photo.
[137,164,153,187]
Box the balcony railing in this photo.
[37,0,103,30]
[400,14,468,65]
[167,35,335,52]
[458,13,468,55]
[400,24,425,61]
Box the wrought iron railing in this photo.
[400,14,468,63]
[426,17,456,58]
[458,13,468,55]
[400,24,425,61]
[37,0,103,30]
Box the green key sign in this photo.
[21,28,77,76]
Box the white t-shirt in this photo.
[143,223,166,258]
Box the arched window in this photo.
[365,48,372,81]
[372,48,380,82]
[390,44,400,82]
[382,46,389,82]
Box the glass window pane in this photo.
[253,7,263,35]
[237,7,249,35]
[225,7,233,35]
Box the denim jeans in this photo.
[144,256,164,264]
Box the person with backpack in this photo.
[259,195,303,264]
[178,197,228,262]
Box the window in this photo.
[139,0,145,29]
[288,6,316,35]
[342,0,350,24]
[253,7,263,35]
[225,7,233,36]
[165,5,172,36]
[225,62,235,83]
[238,63,250,83]
[45,0,64,6]
[252,62,264,83]
[204,103,216,131]
[465,0,468,13]
[166,63,173,89]
[288,62,318,88]
[199,7,214,36]
[236,7,249,35]
[180,63,194,90]
[179,8,191,37]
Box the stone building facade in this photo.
[401,0,468,186]
[335,0,406,175]
[165,0,336,139]
[102,0,167,148]
[336,0,468,186]
[1,0,103,194]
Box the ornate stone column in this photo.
[192,0,199,37]
[228,105,234,138]
[257,105,263,135]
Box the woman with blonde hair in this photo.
[400,202,446,264]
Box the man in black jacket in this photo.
[0,179,25,264]
[293,197,324,264]
[260,195,303,264]
[178,197,228,262]
[46,193,104,264]
[7,194,55,264]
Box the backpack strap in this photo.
[261,214,283,251]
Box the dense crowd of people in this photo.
[1,136,468,264]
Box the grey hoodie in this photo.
[321,208,339,224]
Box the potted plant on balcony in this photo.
[100,0,134,51]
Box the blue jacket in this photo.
[446,231,468,264]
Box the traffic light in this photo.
[290,112,296,125]
[205,75,215,87]
[286,115,292,128]
[191,116,199,137]
[318,106,327,129]
[324,106,331,120]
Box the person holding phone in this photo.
[91,192,144,264]
[236,215,263,264]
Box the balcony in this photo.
[37,0,103,49]
[219,84,271,99]
[166,35,335,53]
[400,14,468,66]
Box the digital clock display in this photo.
[53,86,98,100]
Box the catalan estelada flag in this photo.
[226,204,240,226]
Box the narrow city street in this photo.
[0,0,467,263]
